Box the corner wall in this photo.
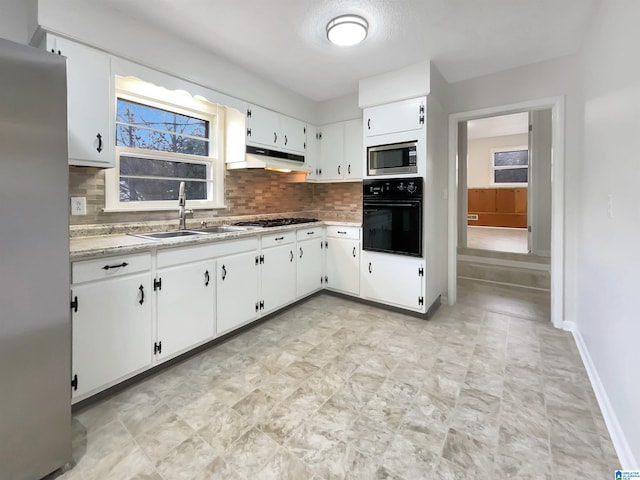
[576,0,640,467]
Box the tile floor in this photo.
[54,282,619,480]
[466,226,528,254]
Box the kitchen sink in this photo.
[130,230,205,240]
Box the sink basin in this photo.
[130,230,204,240]
[195,225,255,234]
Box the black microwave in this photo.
[367,140,418,176]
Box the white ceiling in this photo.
[97,0,600,102]
[467,112,529,140]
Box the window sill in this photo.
[102,204,227,213]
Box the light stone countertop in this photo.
[70,220,361,262]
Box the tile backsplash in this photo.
[69,166,362,226]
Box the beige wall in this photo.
[467,133,528,188]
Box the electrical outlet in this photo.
[71,197,87,216]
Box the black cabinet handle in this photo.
[274,132,277,143]
[138,285,144,305]
[299,247,303,259]
[368,262,372,274]
[102,262,128,270]
[204,270,210,287]
[337,231,347,235]
[221,265,227,281]
[290,250,294,262]
[348,164,351,175]
[284,135,288,146]
[96,133,103,153]
[338,165,341,175]
[367,118,371,130]
[306,231,315,236]
[275,236,284,241]
[353,247,356,258]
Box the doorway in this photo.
[447,97,565,328]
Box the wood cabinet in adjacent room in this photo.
[468,187,527,228]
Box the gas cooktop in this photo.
[232,217,319,228]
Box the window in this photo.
[492,147,528,185]
[105,77,224,211]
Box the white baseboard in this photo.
[569,325,637,469]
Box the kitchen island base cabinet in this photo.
[155,259,216,361]
[361,252,425,313]
[216,251,260,335]
[71,272,153,399]
[325,227,360,296]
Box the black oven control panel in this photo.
[363,177,423,198]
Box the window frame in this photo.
[490,145,529,186]
[105,78,225,212]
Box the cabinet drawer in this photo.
[326,226,360,240]
[73,253,151,284]
[261,231,295,248]
[296,227,324,241]
[157,243,219,268]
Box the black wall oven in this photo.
[363,177,423,257]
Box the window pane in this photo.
[120,155,206,179]
[494,150,528,167]
[119,178,207,202]
[116,125,209,156]
[494,168,528,183]
[117,98,208,138]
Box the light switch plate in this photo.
[71,197,87,215]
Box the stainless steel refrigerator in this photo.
[0,38,71,479]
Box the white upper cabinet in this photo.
[46,35,113,167]
[246,104,306,154]
[364,97,425,137]
[311,119,363,182]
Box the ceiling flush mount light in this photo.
[326,15,368,47]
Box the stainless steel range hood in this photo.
[227,145,312,173]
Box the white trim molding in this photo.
[567,324,638,469]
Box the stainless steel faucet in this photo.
[178,181,188,229]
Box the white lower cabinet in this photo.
[296,228,325,298]
[216,250,260,334]
[71,254,153,399]
[155,259,215,361]
[361,251,425,312]
[260,233,296,314]
[325,226,360,296]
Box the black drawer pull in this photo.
[204,270,210,287]
[275,236,284,241]
[306,231,315,235]
[337,231,347,235]
[221,265,227,281]
[103,262,128,270]
[138,285,144,305]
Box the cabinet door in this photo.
[261,244,296,314]
[217,251,259,334]
[319,122,345,181]
[52,36,113,167]
[71,273,152,398]
[344,119,363,180]
[297,238,324,297]
[305,125,321,181]
[361,253,424,312]
[156,260,215,360]
[364,97,425,137]
[281,115,307,153]
[325,238,360,295]
[247,104,280,147]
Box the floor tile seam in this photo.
[108,421,163,480]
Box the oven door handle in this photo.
[364,202,420,208]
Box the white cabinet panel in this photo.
[361,252,425,312]
[364,97,425,137]
[344,119,363,180]
[156,260,215,360]
[312,119,363,182]
[246,104,306,154]
[325,238,360,296]
[48,35,113,167]
[280,115,307,153]
[318,122,345,181]
[216,251,259,334]
[71,272,152,398]
[261,243,296,314]
[297,237,324,298]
